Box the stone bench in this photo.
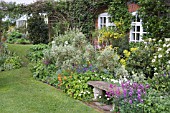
[87,81,117,100]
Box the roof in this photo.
[16,15,27,21]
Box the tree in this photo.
[0,1,25,41]
[27,14,48,44]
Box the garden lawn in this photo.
[0,67,100,113]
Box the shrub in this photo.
[27,44,49,62]
[27,14,48,44]
[6,31,23,44]
[15,38,30,44]
[61,71,115,101]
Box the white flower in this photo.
[163,44,166,47]
[148,38,152,42]
[79,94,82,96]
[107,98,110,100]
[166,50,169,54]
[168,60,170,64]
[154,56,157,59]
[154,73,158,76]
[65,41,68,45]
[105,95,108,97]
[158,48,162,51]
[154,68,157,70]
[99,96,102,99]
[152,59,156,63]
[111,79,114,82]
[159,40,162,42]
[167,44,170,47]
[153,39,156,41]
[158,54,162,58]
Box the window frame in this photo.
[98,12,115,29]
[129,11,147,42]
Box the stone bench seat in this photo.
[87,81,122,100]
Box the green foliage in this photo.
[51,30,96,70]
[61,71,114,101]
[140,89,170,113]
[3,56,22,70]
[112,34,129,55]
[54,0,112,38]
[108,0,133,32]
[126,42,155,78]
[30,61,56,82]
[6,31,22,44]
[0,43,22,71]
[27,14,48,44]
[138,0,170,39]
[27,44,49,62]
[96,46,128,79]
[15,38,31,44]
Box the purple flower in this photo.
[121,83,126,89]
[115,87,121,97]
[110,84,114,88]
[123,89,127,97]
[137,89,141,94]
[137,94,141,100]
[138,84,144,90]
[132,82,138,89]
[129,91,133,97]
[129,100,133,104]
[145,84,150,89]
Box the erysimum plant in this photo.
[106,81,150,113]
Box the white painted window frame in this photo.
[98,12,115,29]
[129,11,147,42]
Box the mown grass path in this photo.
[0,44,100,113]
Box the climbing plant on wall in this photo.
[138,0,170,40]
[54,0,112,38]
[108,0,133,33]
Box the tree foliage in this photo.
[27,14,48,44]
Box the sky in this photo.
[1,0,35,4]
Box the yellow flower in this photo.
[123,50,131,58]
[120,58,126,66]
[130,48,138,52]
[123,50,128,54]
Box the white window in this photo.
[129,12,147,42]
[98,13,115,29]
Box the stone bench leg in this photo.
[93,87,103,100]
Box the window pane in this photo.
[104,17,106,23]
[132,26,135,32]
[137,26,140,32]
[136,33,140,40]
[132,33,135,40]
[100,17,102,23]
